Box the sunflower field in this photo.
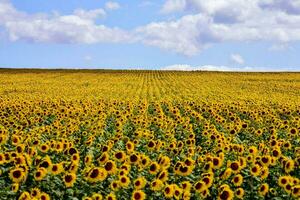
[0,69,300,200]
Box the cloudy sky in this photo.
[0,0,300,71]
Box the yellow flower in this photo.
[34,167,47,181]
[40,192,51,200]
[164,184,175,198]
[258,183,269,196]
[194,181,207,193]
[292,185,300,198]
[235,188,244,199]
[157,169,169,182]
[134,177,147,190]
[232,174,243,187]
[149,161,160,175]
[106,192,116,200]
[150,179,164,191]
[250,164,261,176]
[126,141,135,152]
[50,163,63,175]
[218,186,234,200]
[92,193,103,200]
[18,191,31,200]
[63,172,77,188]
[30,188,41,199]
[119,176,131,188]
[181,181,192,191]
[132,190,146,200]
[285,159,295,173]
[221,168,233,180]
[110,180,120,191]
[9,167,26,183]
[87,167,107,182]
[12,183,19,193]
[278,176,291,188]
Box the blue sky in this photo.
[0,0,300,71]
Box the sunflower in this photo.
[218,187,234,200]
[34,167,47,181]
[87,167,107,182]
[228,161,240,173]
[278,176,290,188]
[39,143,50,153]
[212,157,223,169]
[92,193,103,200]
[63,172,77,188]
[106,192,116,200]
[12,183,19,193]
[173,185,183,199]
[18,191,31,200]
[260,155,271,166]
[119,176,131,188]
[40,192,51,200]
[149,162,160,175]
[39,156,52,171]
[258,183,269,196]
[132,190,146,200]
[232,174,243,187]
[98,152,109,165]
[221,168,233,180]
[129,153,140,165]
[202,175,214,188]
[150,179,164,191]
[203,161,213,172]
[271,148,281,158]
[181,181,192,191]
[292,185,300,198]
[157,169,169,182]
[71,153,80,164]
[284,183,293,194]
[126,141,135,152]
[178,165,193,176]
[284,160,295,173]
[114,151,126,163]
[104,160,117,174]
[110,181,120,191]
[235,188,244,199]
[0,153,5,165]
[134,177,147,190]
[250,164,261,176]
[9,167,26,183]
[50,163,63,175]
[84,154,93,166]
[260,166,269,180]
[164,184,175,198]
[30,188,41,199]
[248,146,258,155]
[194,181,207,193]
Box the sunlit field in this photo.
[0,69,300,200]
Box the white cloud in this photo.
[160,64,299,72]
[0,0,131,44]
[161,64,253,71]
[142,0,300,55]
[73,9,106,20]
[269,43,291,51]
[161,0,186,14]
[105,1,120,11]
[2,0,300,57]
[84,55,92,61]
[136,14,215,56]
[139,1,156,7]
[230,54,245,65]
